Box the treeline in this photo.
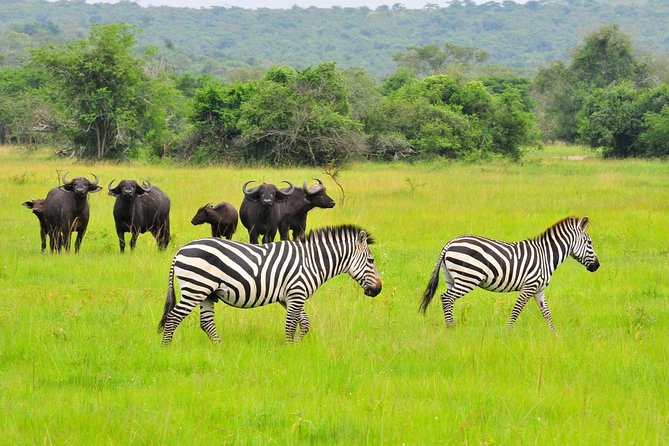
[1,23,667,165]
[2,0,669,77]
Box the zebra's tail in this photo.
[157,257,177,332]
[420,247,446,314]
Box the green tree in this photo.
[31,24,165,159]
[640,105,669,157]
[533,25,658,144]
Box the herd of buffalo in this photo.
[22,173,336,253]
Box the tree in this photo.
[393,42,489,78]
[31,24,163,159]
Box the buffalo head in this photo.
[302,178,335,208]
[60,172,102,198]
[22,198,46,215]
[108,179,152,201]
[242,180,295,207]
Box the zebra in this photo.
[158,225,382,344]
[420,216,600,330]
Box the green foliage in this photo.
[30,23,180,159]
[366,74,537,161]
[578,83,669,158]
[640,105,669,157]
[187,62,365,166]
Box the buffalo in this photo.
[108,179,171,252]
[22,198,48,251]
[43,173,102,253]
[191,202,238,239]
[276,179,336,241]
[239,181,294,244]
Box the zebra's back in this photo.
[174,238,301,308]
[444,235,543,293]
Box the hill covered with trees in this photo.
[1,0,668,77]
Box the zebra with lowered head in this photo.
[421,216,600,330]
[158,225,382,344]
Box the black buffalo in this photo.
[43,173,102,253]
[191,202,238,239]
[239,181,294,244]
[22,198,48,251]
[276,179,336,241]
[108,179,171,252]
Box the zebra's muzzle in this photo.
[364,278,382,297]
[587,258,600,272]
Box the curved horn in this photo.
[108,179,116,193]
[279,180,295,196]
[303,178,324,195]
[140,180,153,193]
[61,172,71,185]
[90,173,99,186]
[242,180,259,196]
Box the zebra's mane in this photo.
[535,216,581,240]
[299,225,375,245]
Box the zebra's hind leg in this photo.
[533,291,555,330]
[507,289,534,327]
[161,294,204,345]
[200,296,221,343]
[440,289,465,327]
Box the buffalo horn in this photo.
[90,173,100,186]
[279,181,295,196]
[140,180,153,193]
[61,172,71,185]
[242,180,259,196]
[108,179,116,194]
[303,178,324,195]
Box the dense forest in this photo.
[1,0,669,77]
[1,1,668,164]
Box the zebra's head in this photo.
[570,217,600,272]
[348,228,382,297]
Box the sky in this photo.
[79,0,523,9]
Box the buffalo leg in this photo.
[129,230,139,250]
[74,228,86,253]
[117,230,126,253]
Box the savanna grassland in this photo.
[0,145,667,445]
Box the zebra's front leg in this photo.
[283,300,304,343]
[533,291,555,330]
[295,310,311,341]
[200,297,221,343]
[508,289,534,327]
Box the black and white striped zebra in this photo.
[420,216,600,329]
[158,225,382,344]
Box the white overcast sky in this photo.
[78,0,522,9]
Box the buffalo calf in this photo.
[23,198,48,252]
[191,202,238,239]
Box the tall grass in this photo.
[0,145,667,444]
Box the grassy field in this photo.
[0,144,667,444]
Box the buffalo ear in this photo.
[89,184,103,193]
[22,201,34,209]
[108,187,121,197]
[60,183,73,192]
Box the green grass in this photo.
[1,145,667,444]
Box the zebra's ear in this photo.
[357,230,368,245]
[579,216,590,230]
